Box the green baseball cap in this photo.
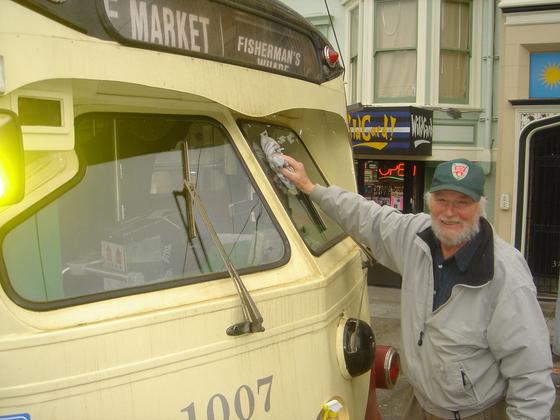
[429,158,484,201]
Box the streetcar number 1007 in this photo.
[181,375,273,420]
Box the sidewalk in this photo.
[367,286,560,419]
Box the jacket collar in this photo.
[417,217,494,286]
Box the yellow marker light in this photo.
[0,165,16,202]
[322,399,343,420]
[0,110,25,206]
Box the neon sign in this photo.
[377,162,417,180]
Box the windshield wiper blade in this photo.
[183,180,265,335]
[179,141,264,336]
[180,141,197,241]
[297,192,326,231]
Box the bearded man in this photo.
[280,157,555,420]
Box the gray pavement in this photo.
[368,286,560,419]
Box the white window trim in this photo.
[430,0,483,109]
[344,0,364,105]
[341,0,482,108]
[305,14,334,40]
[362,0,374,105]
[416,0,428,105]
[368,0,427,107]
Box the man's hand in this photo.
[279,155,316,195]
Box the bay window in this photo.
[439,0,472,104]
[373,0,418,102]
[349,5,361,104]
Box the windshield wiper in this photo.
[179,141,265,336]
[297,192,326,231]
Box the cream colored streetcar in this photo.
[0,1,398,419]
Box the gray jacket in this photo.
[311,185,555,420]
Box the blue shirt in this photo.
[432,231,483,311]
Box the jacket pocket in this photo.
[435,362,479,407]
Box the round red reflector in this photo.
[323,46,339,68]
[374,345,400,389]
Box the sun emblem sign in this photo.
[530,52,560,99]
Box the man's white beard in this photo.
[432,215,481,247]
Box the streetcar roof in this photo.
[12,0,343,84]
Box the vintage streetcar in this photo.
[0,1,399,419]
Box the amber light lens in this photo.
[0,111,25,206]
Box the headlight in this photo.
[336,317,375,379]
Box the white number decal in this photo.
[234,385,254,420]
[207,394,229,420]
[181,375,273,420]
[256,375,272,412]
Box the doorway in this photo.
[517,116,560,298]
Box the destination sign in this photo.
[98,0,321,81]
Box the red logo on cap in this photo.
[452,163,469,180]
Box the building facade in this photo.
[280,0,500,221]
[282,1,560,297]
[496,0,560,297]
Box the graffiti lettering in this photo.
[347,113,397,141]
[411,114,433,139]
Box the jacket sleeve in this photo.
[487,280,555,419]
[309,185,428,274]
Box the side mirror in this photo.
[0,110,25,206]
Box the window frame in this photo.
[437,0,473,105]
[0,113,290,311]
[432,0,482,108]
[237,118,347,257]
[346,1,363,105]
[342,0,483,108]
[306,15,333,40]
[372,0,419,103]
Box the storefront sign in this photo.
[98,0,320,80]
[347,107,433,156]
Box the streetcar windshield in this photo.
[2,114,287,304]
[239,120,345,254]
